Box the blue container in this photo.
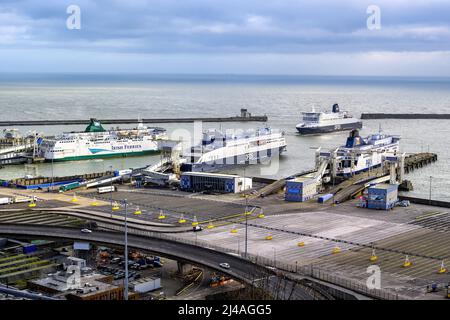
[23,244,37,254]
[318,193,333,203]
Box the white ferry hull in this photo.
[42,139,160,161]
[181,146,287,172]
[297,120,362,135]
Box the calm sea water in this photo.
[0,74,449,201]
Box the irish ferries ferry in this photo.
[334,129,400,177]
[39,119,167,161]
[296,104,362,135]
[180,127,287,172]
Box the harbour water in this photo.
[0,74,449,201]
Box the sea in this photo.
[0,73,449,201]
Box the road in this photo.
[0,223,320,300]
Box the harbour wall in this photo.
[361,113,450,119]
[0,116,268,127]
[399,196,450,209]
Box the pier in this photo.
[404,152,438,173]
[361,113,450,119]
[0,110,268,127]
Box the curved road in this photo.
[0,224,320,300]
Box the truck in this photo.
[59,181,81,192]
[0,197,13,205]
[97,186,116,194]
[13,196,36,203]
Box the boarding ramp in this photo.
[0,142,33,155]
[140,157,176,186]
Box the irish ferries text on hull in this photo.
[39,119,167,161]
[180,127,287,172]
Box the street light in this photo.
[124,199,129,300]
[243,167,248,259]
[272,247,276,268]
[109,165,113,217]
[51,157,54,192]
[429,176,432,204]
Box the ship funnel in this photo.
[332,103,340,113]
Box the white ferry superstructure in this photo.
[181,127,287,172]
[39,119,167,161]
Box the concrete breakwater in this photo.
[0,116,268,127]
[361,113,450,119]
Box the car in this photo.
[80,228,92,233]
[219,262,230,269]
[397,200,411,207]
[193,226,203,232]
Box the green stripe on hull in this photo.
[48,150,160,162]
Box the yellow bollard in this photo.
[230,227,238,234]
[403,255,412,268]
[90,198,98,206]
[178,214,186,224]
[332,247,341,254]
[370,249,378,262]
[207,222,214,229]
[71,193,78,203]
[245,211,252,216]
[158,210,166,220]
[191,215,198,226]
[28,200,36,208]
[265,235,273,240]
[438,261,447,274]
[134,207,142,215]
[112,201,120,211]
[297,241,305,247]
[258,214,265,218]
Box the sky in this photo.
[1,0,450,76]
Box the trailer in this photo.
[13,195,36,203]
[97,186,116,194]
[0,197,13,205]
[59,181,81,192]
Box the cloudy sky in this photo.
[1,0,450,76]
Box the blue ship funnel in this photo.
[345,129,363,148]
[332,103,340,113]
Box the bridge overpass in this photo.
[0,223,323,300]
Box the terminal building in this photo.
[367,183,398,210]
[180,172,252,193]
[285,176,318,202]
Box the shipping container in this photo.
[318,193,333,203]
[22,244,37,254]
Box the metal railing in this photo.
[99,223,402,300]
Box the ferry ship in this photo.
[39,119,167,161]
[180,127,287,172]
[296,104,362,135]
[334,129,400,177]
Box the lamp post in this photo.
[272,247,276,268]
[110,165,113,217]
[51,157,54,192]
[429,176,432,205]
[244,167,248,259]
[124,199,129,300]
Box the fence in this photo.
[99,223,402,300]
